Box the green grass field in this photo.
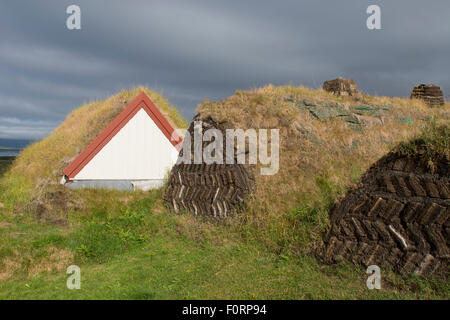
[0,187,448,300]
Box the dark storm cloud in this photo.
[0,0,449,139]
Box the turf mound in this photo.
[322,124,449,277]
[0,87,187,223]
[164,85,449,228]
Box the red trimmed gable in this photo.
[63,92,182,179]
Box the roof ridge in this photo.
[63,91,182,179]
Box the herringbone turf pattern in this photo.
[164,116,255,219]
[323,147,449,277]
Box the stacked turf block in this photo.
[410,84,444,107]
[323,143,449,277]
[323,78,359,97]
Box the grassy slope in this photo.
[1,190,447,299]
[0,86,448,299]
[0,158,14,177]
[0,87,187,212]
[197,85,450,256]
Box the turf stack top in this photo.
[410,84,445,107]
[164,85,449,222]
[323,78,359,97]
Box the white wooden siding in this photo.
[73,108,178,180]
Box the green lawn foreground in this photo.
[0,189,447,300]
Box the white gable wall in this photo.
[73,108,178,181]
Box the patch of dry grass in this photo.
[0,247,73,281]
[0,257,21,281]
[27,246,74,277]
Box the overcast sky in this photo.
[0,0,449,139]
